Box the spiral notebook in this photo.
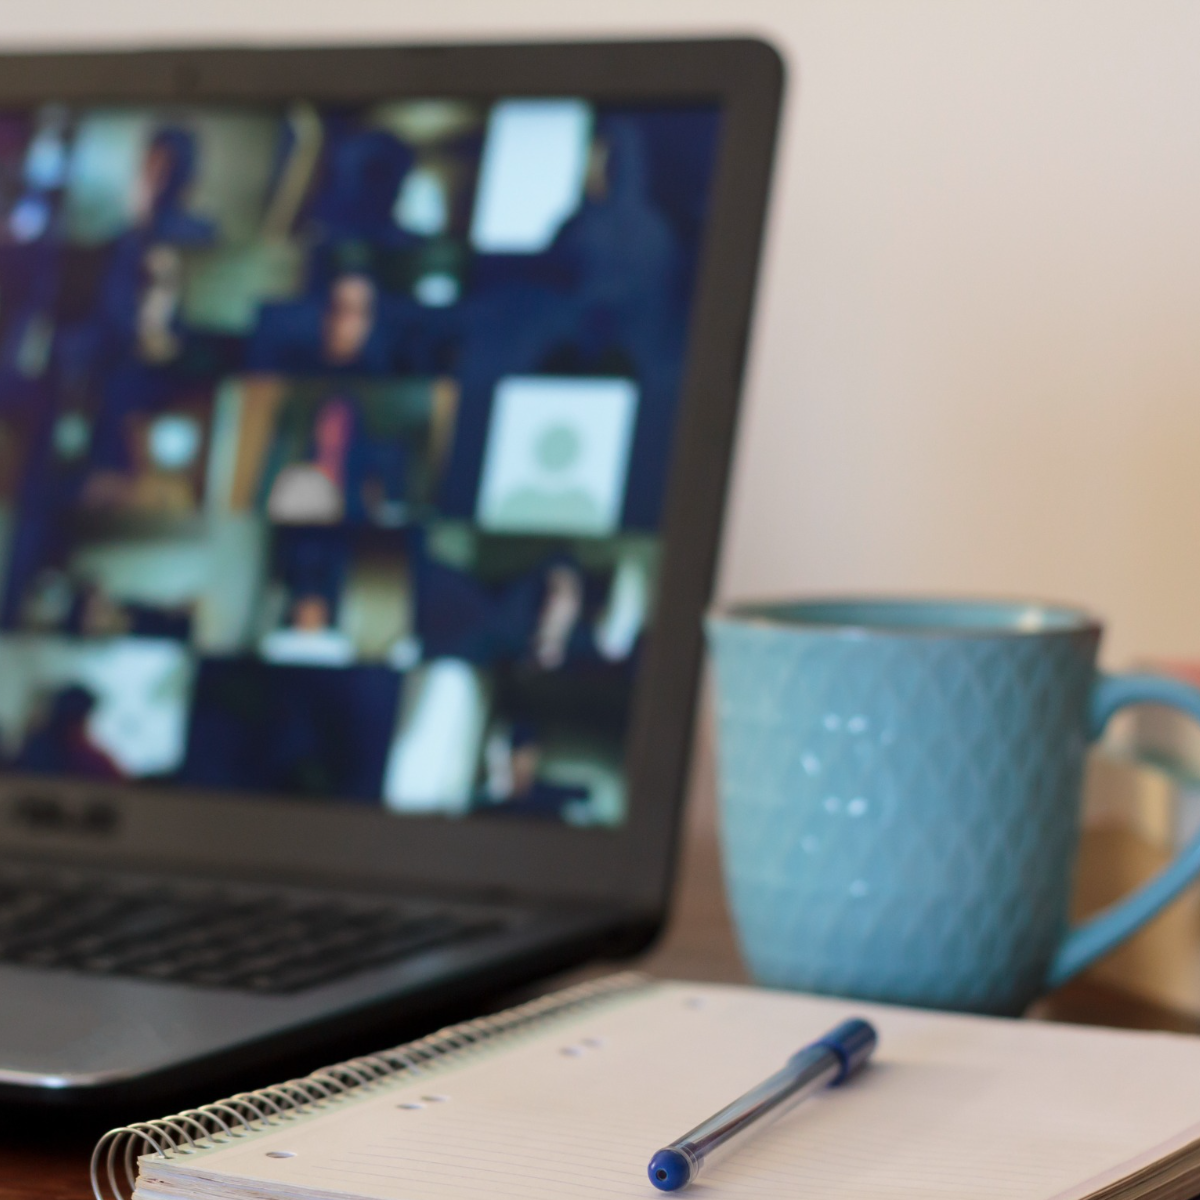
[94,973,1200,1200]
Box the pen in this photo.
[646,1016,877,1191]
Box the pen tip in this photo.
[648,1148,692,1191]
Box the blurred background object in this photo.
[1075,660,1200,1017]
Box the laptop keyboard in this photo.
[0,871,502,994]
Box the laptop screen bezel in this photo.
[0,37,785,915]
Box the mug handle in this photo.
[1046,671,1200,988]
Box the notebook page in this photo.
[136,982,1200,1200]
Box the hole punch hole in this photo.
[560,1045,584,1057]
[266,1151,296,1159]
[398,1102,425,1110]
[421,1094,449,1103]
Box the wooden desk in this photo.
[5,819,1198,1199]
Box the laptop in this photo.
[0,38,782,1103]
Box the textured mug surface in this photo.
[706,599,1200,1015]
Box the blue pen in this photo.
[646,1017,878,1191]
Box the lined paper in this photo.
[135,983,1200,1200]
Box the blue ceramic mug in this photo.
[706,598,1200,1014]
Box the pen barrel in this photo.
[668,1045,841,1182]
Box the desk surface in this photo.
[5,820,1199,1200]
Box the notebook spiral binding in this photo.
[91,971,649,1200]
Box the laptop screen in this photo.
[0,97,722,828]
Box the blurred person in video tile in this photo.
[413,550,593,669]
[266,396,357,524]
[475,722,586,821]
[259,387,415,526]
[69,580,193,641]
[80,403,208,514]
[69,125,216,400]
[249,269,399,374]
[532,563,585,670]
[98,127,214,359]
[11,684,124,781]
[259,527,354,665]
[307,127,417,247]
[259,590,355,667]
[133,126,216,246]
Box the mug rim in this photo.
[707,594,1104,638]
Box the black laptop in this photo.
[0,38,782,1103]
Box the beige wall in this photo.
[8,0,1200,667]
